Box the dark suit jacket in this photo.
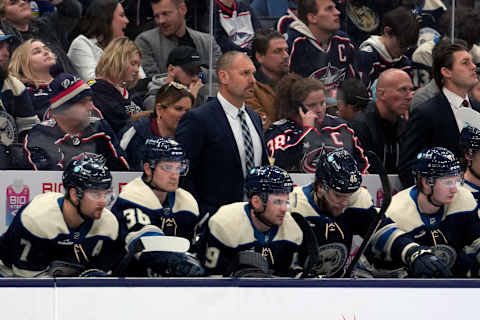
[175,98,268,216]
[398,92,480,187]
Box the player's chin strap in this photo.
[248,199,274,228]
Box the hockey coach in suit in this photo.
[176,51,268,216]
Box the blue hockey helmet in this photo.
[245,166,293,198]
[413,147,462,180]
[63,153,112,194]
[460,125,480,151]
[142,137,188,175]
[315,148,362,193]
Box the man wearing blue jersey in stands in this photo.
[286,0,356,90]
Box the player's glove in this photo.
[405,246,452,278]
[140,251,205,277]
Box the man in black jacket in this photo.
[349,68,412,173]
[398,43,480,188]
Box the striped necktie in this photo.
[238,109,255,174]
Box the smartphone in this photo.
[300,104,308,113]
[198,72,206,84]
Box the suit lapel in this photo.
[212,99,242,165]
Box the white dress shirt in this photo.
[442,87,470,132]
[217,92,262,178]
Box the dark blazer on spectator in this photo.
[398,92,480,188]
[175,98,268,216]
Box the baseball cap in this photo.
[0,29,13,42]
[166,46,206,70]
[49,73,92,111]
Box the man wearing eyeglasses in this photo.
[290,148,376,277]
[0,153,127,277]
[110,137,204,276]
[201,165,303,277]
[371,147,480,278]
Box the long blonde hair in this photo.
[9,39,56,87]
[95,37,141,87]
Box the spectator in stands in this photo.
[349,69,412,174]
[135,0,221,77]
[286,0,356,90]
[411,6,480,92]
[0,29,38,148]
[399,43,480,187]
[212,0,260,56]
[356,6,418,90]
[336,77,369,122]
[67,0,130,82]
[144,46,206,109]
[91,36,146,133]
[122,0,154,40]
[119,81,194,170]
[277,0,299,37]
[247,29,289,130]
[0,0,82,74]
[265,73,368,173]
[23,73,129,171]
[9,39,56,120]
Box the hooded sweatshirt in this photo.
[356,35,412,89]
[286,20,356,90]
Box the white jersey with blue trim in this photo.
[0,192,124,277]
[371,186,480,276]
[464,180,480,203]
[290,184,375,276]
[111,177,199,242]
[201,202,302,276]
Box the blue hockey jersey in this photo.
[286,20,356,90]
[291,184,375,277]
